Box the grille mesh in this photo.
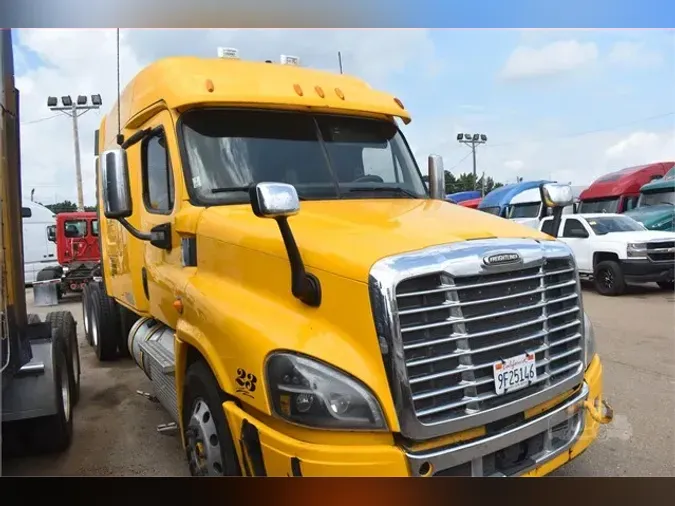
[395,257,583,425]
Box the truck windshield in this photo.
[508,202,541,218]
[480,206,501,216]
[586,216,646,235]
[637,189,675,207]
[577,197,620,214]
[179,109,428,204]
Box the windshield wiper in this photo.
[211,185,252,194]
[211,185,307,200]
[347,186,420,198]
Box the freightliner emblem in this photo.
[483,251,522,266]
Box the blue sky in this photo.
[10,28,675,205]
[395,0,675,28]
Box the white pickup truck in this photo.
[539,213,675,295]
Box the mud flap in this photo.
[33,279,60,307]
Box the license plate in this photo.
[493,352,537,396]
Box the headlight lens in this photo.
[583,311,596,366]
[627,242,648,258]
[265,352,387,431]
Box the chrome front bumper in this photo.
[405,382,590,477]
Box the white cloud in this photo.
[15,28,437,207]
[608,41,663,68]
[501,40,598,80]
[411,119,675,188]
[504,160,524,171]
[605,131,675,163]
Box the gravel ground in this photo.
[3,283,674,476]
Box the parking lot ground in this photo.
[3,284,674,476]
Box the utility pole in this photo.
[338,51,343,74]
[456,133,487,190]
[47,94,102,211]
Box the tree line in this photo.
[37,200,97,214]
[423,171,504,195]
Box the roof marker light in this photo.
[315,86,325,98]
[394,98,405,109]
[281,55,300,66]
[217,47,239,59]
[335,88,345,100]
[293,84,303,96]
[205,79,215,93]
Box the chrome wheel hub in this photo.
[185,399,223,476]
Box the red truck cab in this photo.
[54,211,100,264]
[42,211,101,295]
[578,161,675,214]
[458,197,482,209]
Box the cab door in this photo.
[137,109,185,328]
[559,217,593,272]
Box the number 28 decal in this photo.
[235,368,257,398]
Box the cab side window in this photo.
[64,220,87,238]
[142,129,175,213]
[541,219,555,236]
[562,219,588,238]
[624,196,639,211]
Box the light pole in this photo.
[456,133,487,190]
[47,94,102,211]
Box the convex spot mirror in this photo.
[249,182,300,219]
[542,183,574,208]
[100,148,132,220]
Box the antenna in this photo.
[116,28,123,145]
[337,51,343,74]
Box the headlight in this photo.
[265,352,387,431]
[627,242,648,258]
[583,311,596,366]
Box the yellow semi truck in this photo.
[85,49,612,476]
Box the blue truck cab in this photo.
[478,180,553,218]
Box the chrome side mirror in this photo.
[542,183,574,208]
[100,148,132,219]
[250,182,300,218]
[248,182,321,307]
[427,154,446,200]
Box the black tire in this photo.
[89,283,120,361]
[182,360,241,477]
[27,313,41,325]
[81,283,93,346]
[593,260,626,296]
[657,281,674,291]
[32,324,74,453]
[36,266,62,282]
[45,311,80,407]
[117,305,140,358]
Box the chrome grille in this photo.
[395,256,583,426]
[646,241,675,263]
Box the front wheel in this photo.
[593,260,626,296]
[182,361,241,477]
[657,280,674,291]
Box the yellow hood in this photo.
[202,199,552,283]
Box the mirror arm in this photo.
[118,217,152,241]
[275,217,321,307]
[549,208,564,238]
